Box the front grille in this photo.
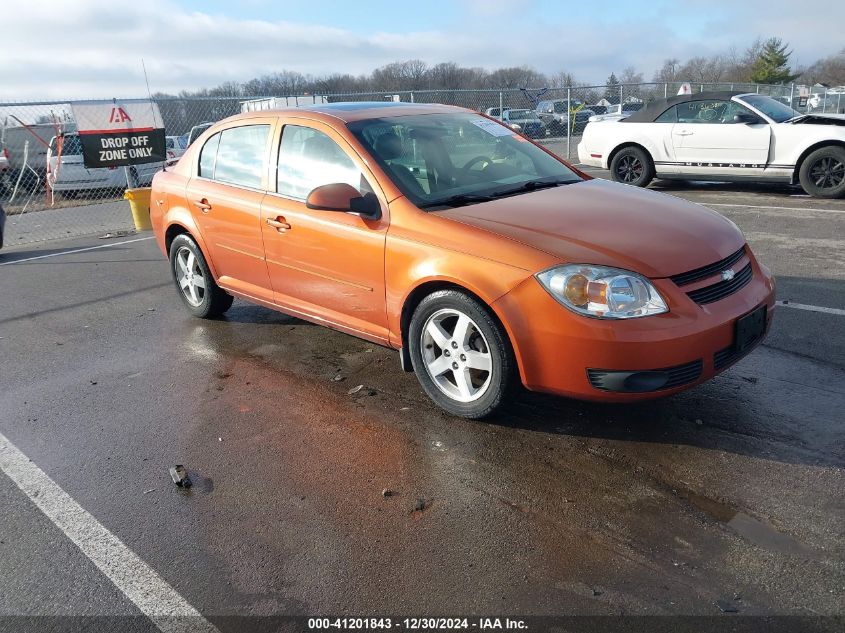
[670,246,746,286]
[686,263,753,305]
[587,359,703,392]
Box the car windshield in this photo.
[738,94,801,123]
[348,112,581,209]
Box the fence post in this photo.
[789,83,794,108]
[567,87,571,160]
[410,91,415,103]
[499,91,503,115]
[619,83,623,107]
[664,83,667,98]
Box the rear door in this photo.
[671,99,770,169]
[184,118,276,300]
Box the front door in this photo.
[671,99,771,168]
[260,120,389,342]
[185,120,275,300]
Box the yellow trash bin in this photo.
[124,187,153,231]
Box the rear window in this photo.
[202,125,270,188]
[51,135,82,156]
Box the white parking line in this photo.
[776,301,845,316]
[706,203,845,215]
[0,431,219,633]
[0,236,156,266]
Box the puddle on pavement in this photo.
[679,488,819,560]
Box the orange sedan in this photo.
[150,103,775,418]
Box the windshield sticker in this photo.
[470,118,514,136]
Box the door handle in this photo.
[193,198,212,211]
[266,216,292,232]
[674,130,694,136]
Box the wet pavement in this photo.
[0,180,843,632]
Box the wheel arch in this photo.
[792,140,845,184]
[163,218,219,280]
[607,141,655,171]
[398,279,521,379]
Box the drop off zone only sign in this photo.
[70,100,166,168]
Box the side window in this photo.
[213,125,270,188]
[277,125,367,200]
[655,105,677,123]
[676,100,731,124]
[198,132,220,178]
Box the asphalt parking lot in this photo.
[0,175,843,632]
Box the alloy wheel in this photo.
[617,155,644,183]
[420,308,493,403]
[175,246,206,307]
[810,156,845,190]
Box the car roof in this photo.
[623,91,748,123]
[224,101,467,125]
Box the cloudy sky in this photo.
[2,0,842,100]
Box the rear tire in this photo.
[168,234,233,318]
[408,290,516,419]
[610,146,655,187]
[798,146,845,199]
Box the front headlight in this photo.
[536,264,668,319]
[510,123,522,131]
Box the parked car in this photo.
[579,91,845,198]
[500,109,547,138]
[0,122,57,194]
[535,99,594,135]
[151,102,774,418]
[0,149,10,195]
[46,132,163,195]
[0,202,5,249]
[165,135,188,161]
[187,122,213,146]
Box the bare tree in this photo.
[619,66,644,84]
[653,58,681,83]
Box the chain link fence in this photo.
[2,82,842,247]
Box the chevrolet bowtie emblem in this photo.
[721,269,735,281]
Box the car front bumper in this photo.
[492,255,776,402]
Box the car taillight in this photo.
[2,148,9,160]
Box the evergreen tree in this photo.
[750,38,800,84]
[604,73,620,103]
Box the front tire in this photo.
[610,146,655,187]
[408,290,516,419]
[168,234,233,318]
[798,146,845,199]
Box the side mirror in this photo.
[305,183,381,220]
[733,113,761,125]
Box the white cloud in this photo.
[0,0,842,101]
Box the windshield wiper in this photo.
[418,178,577,209]
[418,193,495,209]
[489,178,577,198]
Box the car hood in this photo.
[790,113,845,126]
[437,179,745,279]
